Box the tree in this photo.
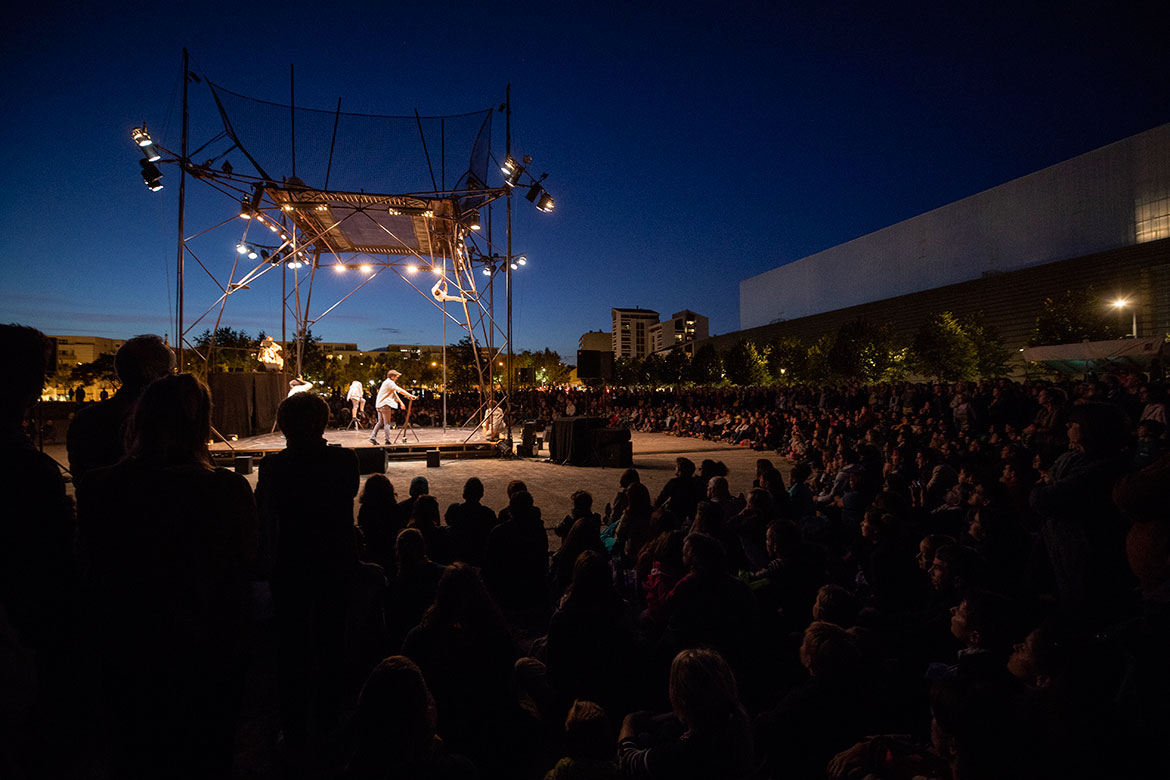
[688,343,723,385]
[767,337,808,386]
[724,340,769,386]
[641,352,667,387]
[827,319,902,382]
[962,314,1011,377]
[1029,288,1123,346]
[70,353,119,393]
[910,312,978,381]
[445,336,483,391]
[662,347,690,386]
[193,327,258,373]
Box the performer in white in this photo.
[287,377,312,397]
[257,336,284,372]
[346,379,366,428]
[369,369,417,445]
[482,399,506,441]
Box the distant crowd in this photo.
[3,324,1169,780]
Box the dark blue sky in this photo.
[3,2,1168,360]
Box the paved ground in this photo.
[46,432,790,552]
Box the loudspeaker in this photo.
[356,447,388,473]
[426,450,441,468]
[577,350,601,379]
[578,350,613,380]
[233,455,253,475]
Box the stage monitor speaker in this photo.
[234,455,253,475]
[426,450,441,468]
[356,447,388,474]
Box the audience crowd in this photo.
[3,323,1169,780]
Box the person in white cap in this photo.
[370,369,417,445]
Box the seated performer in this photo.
[482,399,506,442]
[346,380,366,427]
[370,370,417,445]
[257,336,284,372]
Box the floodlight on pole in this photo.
[139,159,163,191]
[131,125,154,147]
[140,144,161,163]
[535,191,555,212]
[468,209,481,230]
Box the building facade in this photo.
[716,123,1170,365]
[740,122,1170,333]
[578,330,613,352]
[611,308,660,358]
[650,310,709,355]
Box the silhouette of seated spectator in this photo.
[545,550,646,720]
[67,333,174,484]
[618,648,754,780]
[387,527,447,650]
[445,476,497,566]
[544,700,619,780]
[342,655,476,779]
[484,489,550,610]
[356,474,402,575]
[403,563,531,777]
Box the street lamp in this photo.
[1112,298,1138,338]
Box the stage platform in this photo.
[209,426,503,464]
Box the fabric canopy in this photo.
[1022,336,1166,375]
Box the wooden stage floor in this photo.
[210,426,503,462]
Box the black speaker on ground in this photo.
[355,447,387,474]
[517,421,539,457]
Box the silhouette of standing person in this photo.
[77,373,257,780]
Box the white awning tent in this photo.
[1022,336,1166,375]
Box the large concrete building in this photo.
[611,308,660,358]
[651,310,709,356]
[726,123,1170,356]
[578,330,612,352]
[50,335,127,369]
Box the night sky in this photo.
[3,2,1169,361]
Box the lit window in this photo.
[1136,193,1170,243]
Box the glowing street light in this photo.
[1111,298,1138,338]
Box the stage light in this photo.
[333,264,346,272]
[236,242,248,254]
[501,156,516,175]
[239,197,252,219]
[141,145,161,163]
[360,264,373,274]
[525,182,542,203]
[482,267,491,277]
[247,247,259,260]
[139,159,163,191]
[406,265,418,274]
[432,266,443,274]
[468,209,481,230]
[536,192,555,212]
[510,262,518,270]
[132,125,154,147]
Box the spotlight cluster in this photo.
[501,155,555,213]
[131,124,164,191]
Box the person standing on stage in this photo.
[346,379,366,428]
[370,369,417,445]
